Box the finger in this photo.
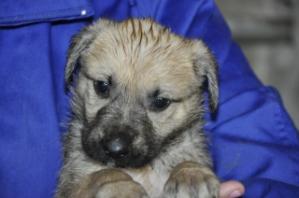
[220,180,245,198]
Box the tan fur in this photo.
[71,169,148,198]
[56,18,219,198]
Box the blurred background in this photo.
[216,0,299,128]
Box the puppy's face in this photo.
[66,19,218,168]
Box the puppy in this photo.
[56,18,219,198]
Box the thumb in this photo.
[220,180,245,198]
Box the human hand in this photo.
[220,180,245,198]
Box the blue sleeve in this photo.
[0,1,97,198]
[0,1,133,197]
[208,85,299,198]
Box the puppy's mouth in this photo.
[81,136,158,168]
[81,114,160,168]
[106,152,153,168]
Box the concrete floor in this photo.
[216,0,299,129]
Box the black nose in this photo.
[103,134,132,159]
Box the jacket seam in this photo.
[0,6,90,22]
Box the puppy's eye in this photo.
[151,97,171,112]
[94,80,110,98]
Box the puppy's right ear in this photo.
[65,19,113,91]
[65,26,95,91]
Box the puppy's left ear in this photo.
[192,40,219,112]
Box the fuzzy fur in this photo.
[56,18,219,198]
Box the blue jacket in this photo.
[0,0,298,197]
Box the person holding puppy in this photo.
[0,0,298,198]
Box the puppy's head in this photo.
[66,19,218,168]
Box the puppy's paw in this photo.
[73,169,149,198]
[163,161,219,198]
